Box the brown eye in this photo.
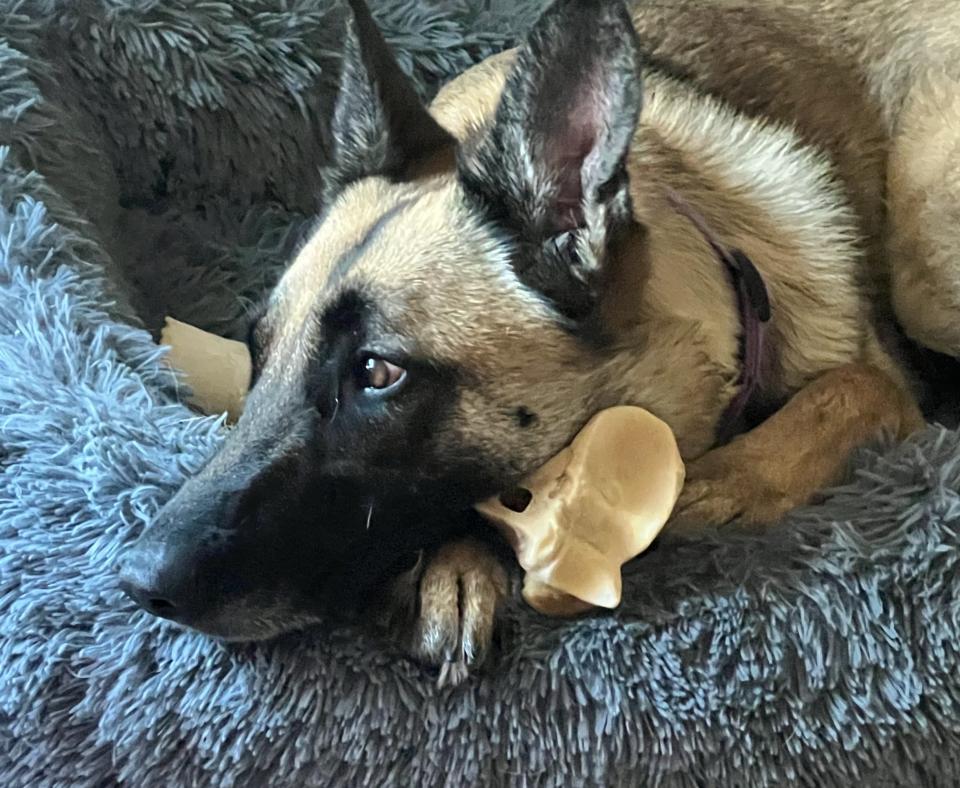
[358,356,406,392]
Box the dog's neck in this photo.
[590,216,742,456]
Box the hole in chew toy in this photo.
[474,406,686,616]
[499,487,533,513]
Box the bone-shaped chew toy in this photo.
[159,319,686,617]
[474,407,685,616]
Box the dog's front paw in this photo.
[380,538,508,687]
[671,446,791,529]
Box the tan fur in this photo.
[625,0,960,360]
[887,72,960,355]
[673,363,924,528]
[266,0,960,675]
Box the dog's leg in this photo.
[672,363,923,529]
[378,537,508,687]
[887,72,960,356]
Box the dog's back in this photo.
[627,0,960,356]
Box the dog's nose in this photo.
[117,543,187,622]
[119,580,179,619]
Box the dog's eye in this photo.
[356,356,406,393]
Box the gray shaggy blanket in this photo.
[2,1,960,785]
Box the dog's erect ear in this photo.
[324,0,455,202]
[459,0,642,320]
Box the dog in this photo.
[119,0,960,684]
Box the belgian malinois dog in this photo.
[119,0,960,684]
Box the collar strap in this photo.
[664,188,771,446]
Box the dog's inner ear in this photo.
[458,0,643,320]
[324,0,455,202]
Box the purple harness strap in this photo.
[664,188,771,446]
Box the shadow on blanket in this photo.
[1,1,959,785]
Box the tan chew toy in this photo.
[160,317,252,423]
[475,406,685,617]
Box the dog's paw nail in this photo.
[437,659,469,689]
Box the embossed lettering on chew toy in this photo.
[160,317,252,423]
[475,407,686,616]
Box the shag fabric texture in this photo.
[1,1,959,785]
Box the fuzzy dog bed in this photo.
[2,1,960,785]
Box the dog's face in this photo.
[262,176,592,497]
[277,0,643,494]
[118,0,643,639]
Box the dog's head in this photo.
[118,0,644,640]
